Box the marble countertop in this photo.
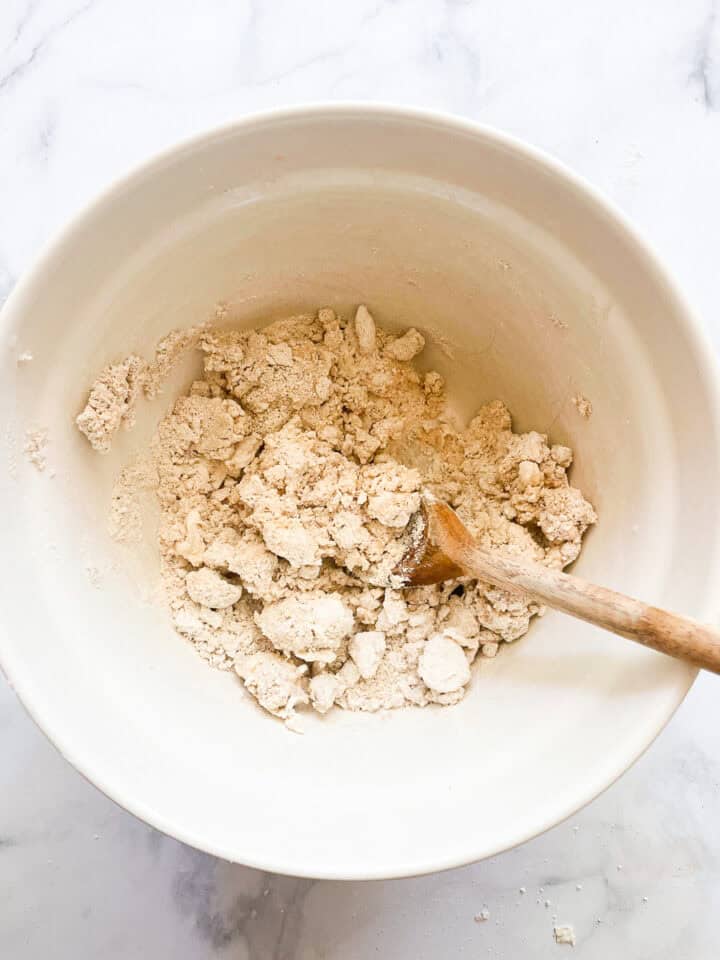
[2,1,720,957]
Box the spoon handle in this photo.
[457,541,720,674]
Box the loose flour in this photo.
[24,428,48,471]
[76,305,596,728]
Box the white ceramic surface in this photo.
[2,104,720,882]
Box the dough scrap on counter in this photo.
[553,924,577,947]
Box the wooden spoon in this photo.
[396,497,720,673]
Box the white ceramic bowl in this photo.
[2,106,720,880]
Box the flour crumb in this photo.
[474,908,490,922]
[572,393,593,419]
[349,630,386,679]
[418,631,471,694]
[553,924,576,947]
[257,594,354,663]
[186,567,242,608]
[80,305,596,727]
[235,651,308,722]
[384,327,425,362]
[354,304,376,355]
[76,355,145,453]
[17,350,33,364]
[24,428,48,471]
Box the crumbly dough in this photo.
[77,304,596,728]
[76,355,145,453]
[75,322,207,452]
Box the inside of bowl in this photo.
[3,111,718,878]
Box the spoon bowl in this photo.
[399,497,720,673]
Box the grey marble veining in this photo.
[2,673,719,958]
[2,1,720,956]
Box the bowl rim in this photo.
[3,102,720,880]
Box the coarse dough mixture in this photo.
[77,305,596,729]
